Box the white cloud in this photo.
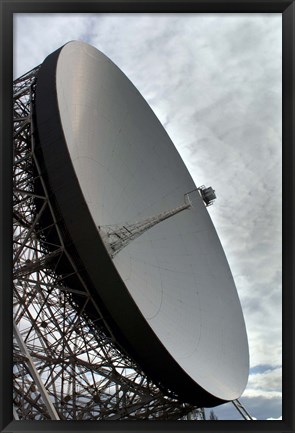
[14,14,92,77]
[247,366,282,391]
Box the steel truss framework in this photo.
[12,68,206,421]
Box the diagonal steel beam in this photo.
[13,321,60,420]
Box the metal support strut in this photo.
[13,322,60,420]
[232,399,253,420]
[99,194,192,257]
[99,186,216,258]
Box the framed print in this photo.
[1,1,294,433]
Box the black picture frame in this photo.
[1,1,294,433]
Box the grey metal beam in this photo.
[13,322,60,420]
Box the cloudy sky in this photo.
[14,13,282,421]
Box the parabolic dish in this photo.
[35,41,249,407]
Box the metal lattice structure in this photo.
[12,67,206,421]
[99,187,217,257]
[99,197,192,257]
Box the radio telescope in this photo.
[13,41,250,420]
